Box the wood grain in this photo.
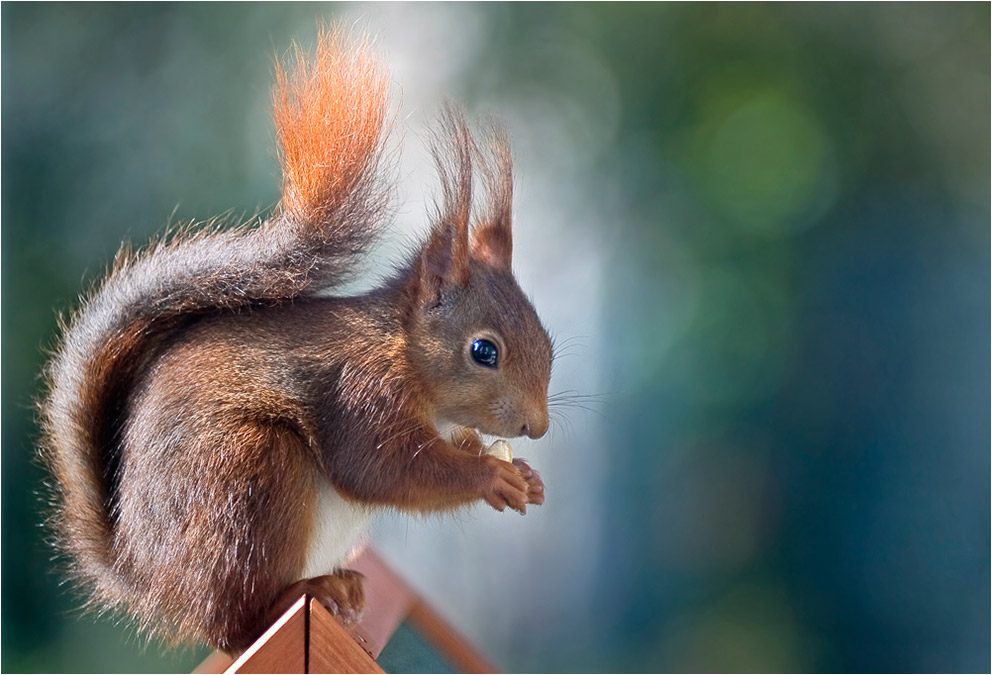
[308,598,384,674]
[227,595,307,674]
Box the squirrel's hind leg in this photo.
[115,404,319,653]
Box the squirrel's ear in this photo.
[417,221,469,303]
[416,106,473,303]
[470,123,513,270]
[471,219,512,271]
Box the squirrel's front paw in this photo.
[513,457,545,506]
[481,455,530,514]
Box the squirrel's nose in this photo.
[521,412,548,439]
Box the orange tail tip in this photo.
[273,28,390,224]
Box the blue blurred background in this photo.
[2,3,988,672]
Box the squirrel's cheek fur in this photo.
[39,27,552,653]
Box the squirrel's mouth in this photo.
[433,418,514,462]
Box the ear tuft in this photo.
[415,106,476,305]
[429,106,473,277]
[471,122,513,270]
[416,110,515,303]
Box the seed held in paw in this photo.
[486,439,513,462]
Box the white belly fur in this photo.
[302,478,374,578]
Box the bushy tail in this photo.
[38,28,390,610]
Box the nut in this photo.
[485,439,513,463]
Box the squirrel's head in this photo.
[402,110,551,440]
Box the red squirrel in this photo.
[39,29,550,653]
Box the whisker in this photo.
[549,409,575,438]
[548,390,610,402]
[552,334,592,351]
[548,400,604,410]
[551,346,585,359]
[550,334,594,365]
[556,402,605,418]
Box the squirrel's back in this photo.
[39,29,391,624]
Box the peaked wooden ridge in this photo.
[194,548,496,674]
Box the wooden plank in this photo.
[407,600,498,674]
[308,598,384,674]
[193,548,498,674]
[227,595,307,674]
[349,548,417,657]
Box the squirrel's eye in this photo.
[471,339,499,368]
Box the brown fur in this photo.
[39,28,551,653]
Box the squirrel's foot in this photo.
[309,569,366,624]
[270,570,366,626]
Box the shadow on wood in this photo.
[194,548,496,674]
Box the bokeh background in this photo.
[2,3,988,673]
